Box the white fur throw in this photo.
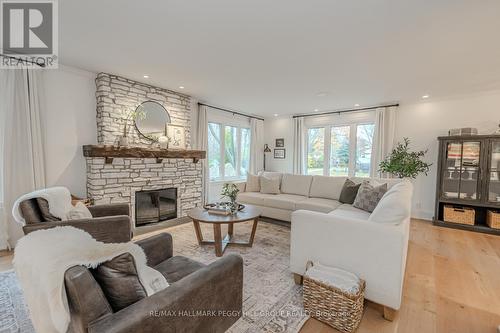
[13,227,169,333]
[12,186,73,225]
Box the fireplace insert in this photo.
[135,188,177,226]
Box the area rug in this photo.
[0,270,35,333]
[0,220,308,333]
[166,220,309,333]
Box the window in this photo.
[306,123,375,177]
[306,128,325,175]
[207,122,251,181]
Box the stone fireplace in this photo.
[85,73,204,226]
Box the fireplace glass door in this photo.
[135,188,177,226]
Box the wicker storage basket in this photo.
[443,205,475,225]
[487,210,500,229]
[303,263,365,333]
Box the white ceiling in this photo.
[59,0,500,117]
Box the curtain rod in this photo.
[198,102,264,121]
[292,103,400,119]
[0,53,46,68]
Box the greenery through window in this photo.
[208,122,251,181]
[306,123,375,177]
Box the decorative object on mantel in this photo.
[220,183,240,214]
[158,124,170,149]
[274,148,286,159]
[448,127,478,136]
[82,145,206,164]
[263,144,272,170]
[119,106,146,147]
[134,100,171,142]
[378,138,432,179]
[494,121,500,135]
[167,124,186,149]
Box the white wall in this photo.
[42,65,97,197]
[264,89,500,220]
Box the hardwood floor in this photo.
[1,219,499,332]
[300,219,500,333]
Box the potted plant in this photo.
[119,106,146,147]
[379,138,432,179]
[221,183,240,214]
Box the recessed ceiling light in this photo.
[354,104,360,107]
[316,92,328,97]
[143,75,149,79]
[314,109,319,112]
[273,113,278,117]
[179,86,185,89]
[422,94,430,99]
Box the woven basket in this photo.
[487,210,500,229]
[443,205,475,225]
[303,264,365,333]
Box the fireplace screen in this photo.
[135,188,177,226]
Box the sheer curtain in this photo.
[371,106,397,178]
[0,69,46,249]
[293,117,305,174]
[196,104,209,203]
[249,118,264,174]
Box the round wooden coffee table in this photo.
[188,205,261,257]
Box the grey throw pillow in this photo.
[92,253,147,311]
[353,181,388,212]
[339,179,362,204]
[260,176,280,194]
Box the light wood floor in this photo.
[301,219,500,333]
[2,219,499,333]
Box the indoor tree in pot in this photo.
[379,138,432,179]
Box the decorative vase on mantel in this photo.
[119,123,129,147]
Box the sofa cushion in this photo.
[91,253,147,311]
[259,194,307,210]
[237,192,265,206]
[339,178,362,204]
[246,173,260,192]
[260,176,280,194]
[328,204,371,220]
[154,255,206,284]
[295,198,341,213]
[369,180,413,225]
[19,199,43,224]
[353,181,388,212]
[281,174,313,196]
[309,176,347,200]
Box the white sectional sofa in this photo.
[237,172,413,319]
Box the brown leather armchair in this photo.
[64,233,243,333]
[19,198,132,243]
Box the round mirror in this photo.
[134,101,171,141]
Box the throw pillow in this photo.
[369,180,413,224]
[92,253,147,311]
[339,179,362,204]
[246,173,260,192]
[66,202,93,220]
[353,181,388,213]
[36,198,61,222]
[260,176,280,194]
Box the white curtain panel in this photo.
[249,118,264,174]
[196,104,209,203]
[293,117,305,174]
[371,106,397,178]
[0,69,46,249]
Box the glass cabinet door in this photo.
[442,141,481,201]
[488,140,500,204]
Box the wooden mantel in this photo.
[83,145,206,164]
